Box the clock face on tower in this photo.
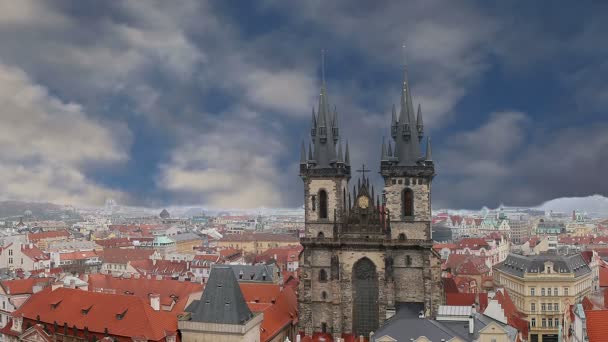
[357,196,370,209]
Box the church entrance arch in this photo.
[352,257,379,337]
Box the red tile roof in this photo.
[446,293,476,306]
[457,238,490,250]
[445,254,490,276]
[494,289,528,337]
[101,248,155,264]
[259,287,298,342]
[585,310,608,342]
[95,238,140,248]
[21,244,49,261]
[27,230,70,242]
[88,274,202,313]
[433,243,457,251]
[130,259,189,277]
[13,287,177,341]
[600,267,608,287]
[254,245,303,265]
[220,233,299,243]
[0,278,52,295]
[59,250,99,261]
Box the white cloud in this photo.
[158,111,287,208]
[0,63,130,205]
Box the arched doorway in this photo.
[352,257,379,337]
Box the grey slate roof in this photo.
[373,303,517,342]
[170,232,201,243]
[495,252,591,278]
[229,264,276,282]
[185,266,254,324]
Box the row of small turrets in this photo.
[300,79,350,169]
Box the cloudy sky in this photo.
[0,1,607,210]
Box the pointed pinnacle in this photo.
[381,137,387,160]
[308,142,314,160]
[337,140,344,162]
[300,141,306,164]
[392,104,397,124]
[344,141,350,164]
[417,103,423,127]
[426,136,433,161]
[387,141,393,157]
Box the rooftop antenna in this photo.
[321,48,326,85]
[402,42,408,83]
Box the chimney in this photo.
[150,293,160,311]
[471,303,476,314]
[295,334,301,342]
[359,335,364,342]
[32,283,45,294]
[134,273,140,279]
[468,315,474,334]
[29,243,33,249]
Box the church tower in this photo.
[298,60,442,341]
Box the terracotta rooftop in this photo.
[130,259,189,277]
[13,287,177,341]
[0,278,52,295]
[27,230,70,242]
[220,233,299,243]
[585,309,608,342]
[88,274,202,313]
[21,244,49,261]
[101,248,155,264]
[59,250,99,261]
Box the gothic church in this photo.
[298,65,443,339]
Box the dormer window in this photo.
[401,124,410,136]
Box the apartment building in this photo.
[493,253,593,342]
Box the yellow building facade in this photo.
[494,253,592,342]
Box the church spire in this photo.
[389,47,423,166]
[309,50,338,168]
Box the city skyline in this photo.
[1,1,607,210]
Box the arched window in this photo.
[322,291,327,300]
[319,269,328,282]
[317,231,325,239]
[398,233,406,241]
[405,255,412,266]
[319,190,328,219]
[402,188,414,217]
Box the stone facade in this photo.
[298,168,443,339]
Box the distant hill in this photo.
[0,200,63,219]
[538,195,608,215]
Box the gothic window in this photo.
[317,232,324,239]
[319,269,328,282]
[311,195,316,212]
[405,178,410,186]
[321,322,327,333]
[319,190,328,219]
[405,255,412,266]
[398,233,406,241]
[352,258,379,337]
[322,291,327,300]
[402,188,414,217]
